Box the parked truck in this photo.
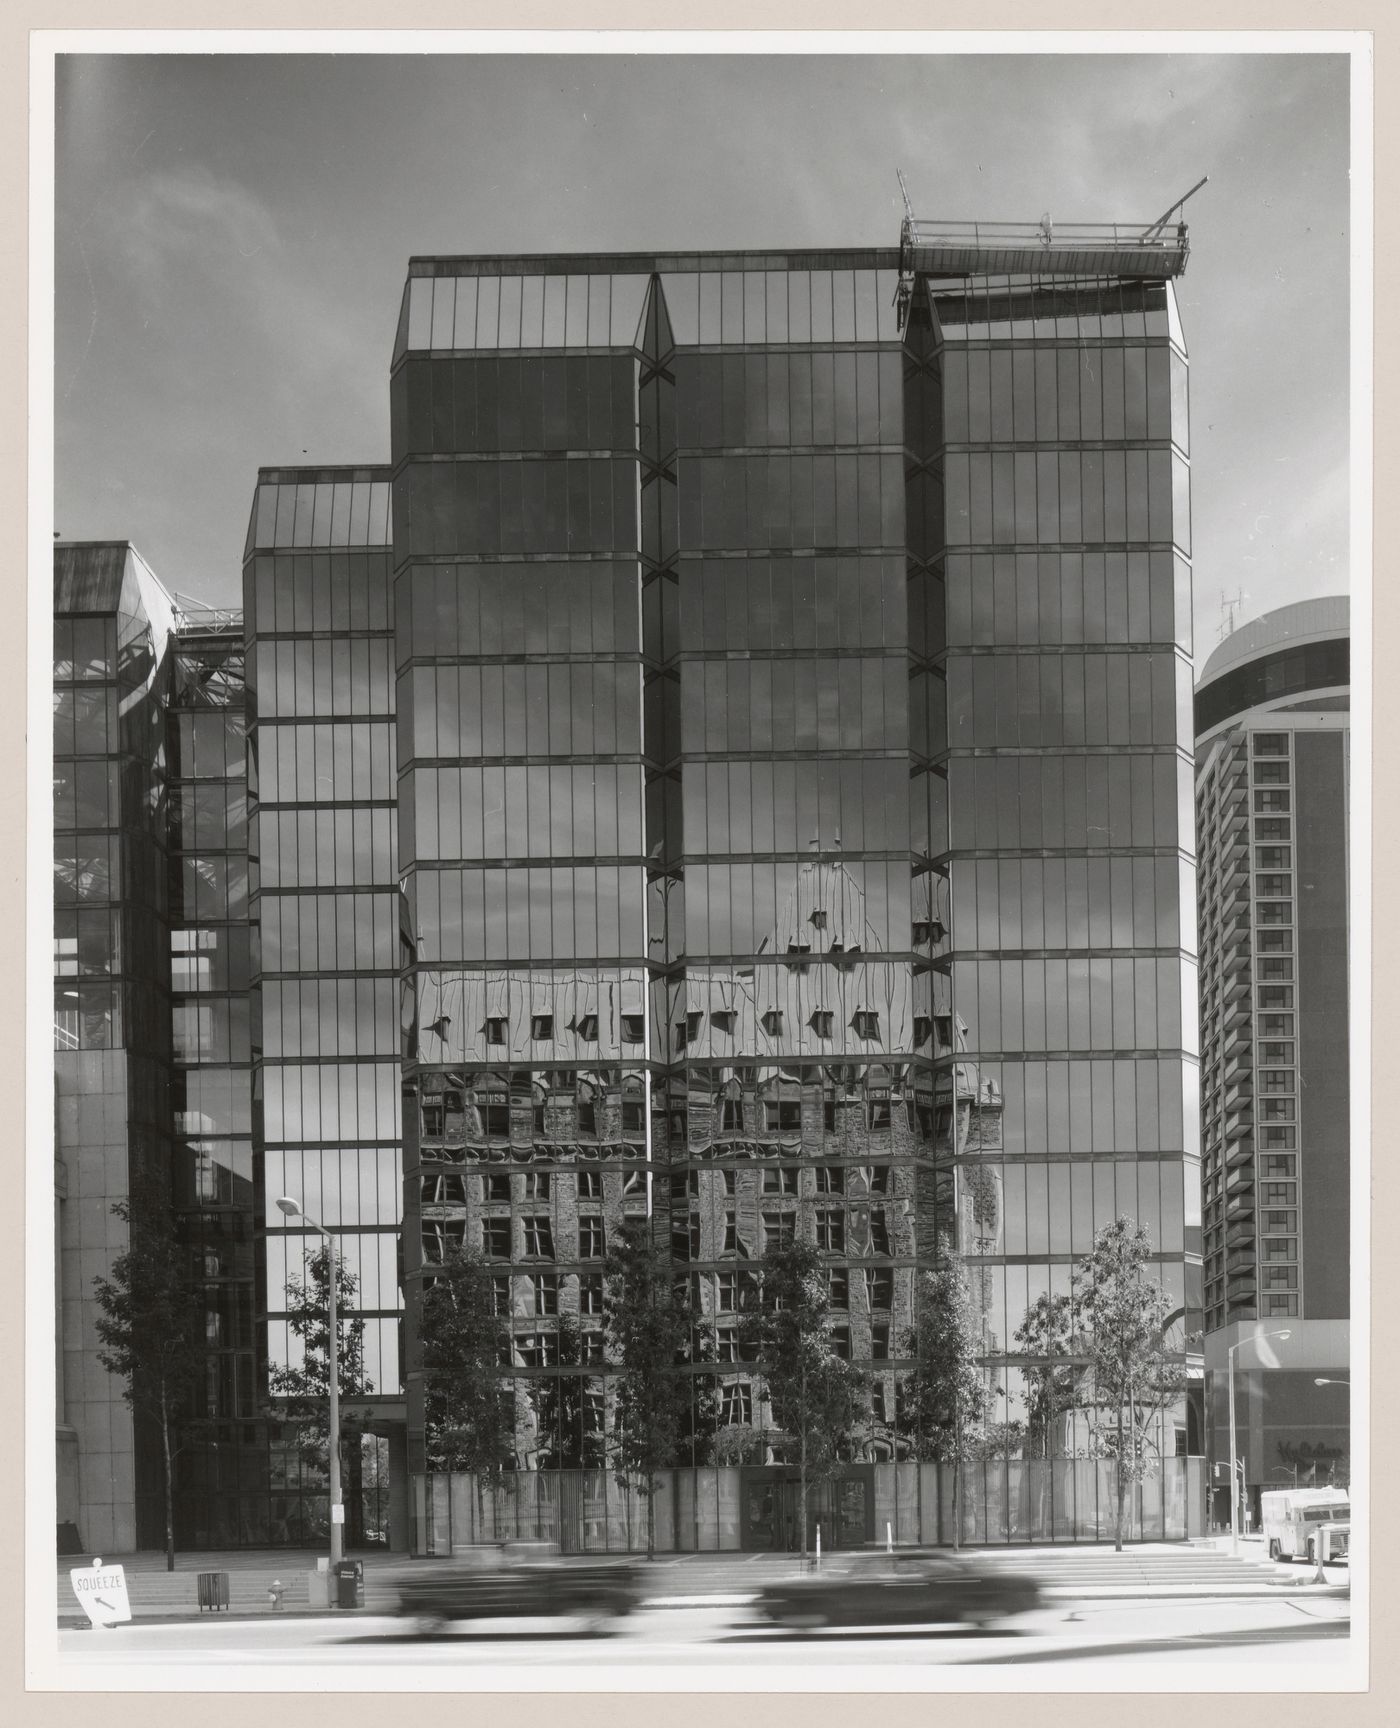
[1260,1487,1350,1564]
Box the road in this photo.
[53,1592,1351,1672]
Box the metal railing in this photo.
[903,217,1187,253]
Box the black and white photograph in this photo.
[27,29,1369,1695]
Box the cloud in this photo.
[116,163,280,288]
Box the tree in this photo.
[419,1248,513,1499]
[1013,1290,1082,1460]
[1073,1218,1188,1552]
[743,1240,867,1561]
[603,1220,693,1557]
[268,1244,373,1540]
[92,1173,208,1571]
[901,1251,991,1549]
[533,1313,590,1470]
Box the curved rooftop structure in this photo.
[1198,595,1349,686]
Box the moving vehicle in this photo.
[1260,1488,1351,1563]
[754,1547,1045,1632]
[394,1541,641,1632]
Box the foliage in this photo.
[1072,1217,1188,1550]
[419,1247,513,1481]
[900,1250,992,1547]
[91,1171,209,1570]
[1012,1289,1083,1460]
[743,1239,867,1559]
[267,1242,372,1467]
[604,1222,693,1553]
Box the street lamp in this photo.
[275,1195,344,1568]
[1313,1377,1348,1388]
[1228,1327,1291,1556]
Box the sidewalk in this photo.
[54,1539,1348,1627]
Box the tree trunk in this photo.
[647,1473,656,1560]
[952,1404,962,1552]
[160,1382,175,1572]
[799,1362,809,1563]
[1114,1397,1126,1553]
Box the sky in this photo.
[52,48,1354,658]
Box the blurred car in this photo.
[395,1541,641,1633]
[754,1547,1044,1631]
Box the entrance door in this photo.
[740,1469,872,1551]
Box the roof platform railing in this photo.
[899,215,1191,283]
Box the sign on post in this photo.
[69,1559,132,1628]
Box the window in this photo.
[1259,1069,1295,1094]
[871,1323,890,1361]
[1262,1294,1298,1318]
[809,1010,834,1038]
[1254,790,1291,813]
[621,1099,644,1134]
[762,1209,796,1251]
[1260,1014,1294,1037]
[669,1107,688,1139]
[578,1274,604,1315]
[722,1211,738,1255]
[675,1021,689,1051]
[620,1013,645,1044]
[523,1172,551,1201]
[1257,929,1293,953]
[872,1381,889,1423]
[764,1099,802,1132]
[581,1330,606,1365]
[831,1326,851,1361]
[579,1216,606,1258]
[1253,733,1289,756]
[1256,847,1291,870]
[1263,1237,1297,1261]
[578,1170,603,1200]
[1259,957,1294,981]
[716,1273,740,1312]
[577,1099,597,1136]
[829,1268,849,1309]
[869,1269,894,1310]
[786,943,812,974]
[761,1010,784,1036]
[1258,986,1294,1010]
[491,1274,511,1316]
[485,1016,508,1045]
[1262,1153,1297,1179]
[809,909,828,931]
[720,1098,745,1133]
[867,1100,891,1131]
[913,1016,932,1047]
[531,1274,559,1315]
[485,1101,511,1138]
[711,1010,736,1035]
[1262,1182,1297,1205]
[719,1381,752,1426]
[522,1216,554,1259]
[715,1325,740,1363]
[486,1173,512,1202]
[823,1099,838,1131]
[763,1168,799,1195]
[869,1209,890,1256]
[816,1208,845,1252]
[814,1166,844,1195]
[852,1010,880,1040]
[1256,875,1291,899]
[1254,819,1290,842]
[1259,1042,1295,1065]
[421,1102,444,1137]
[868,1164,891,1194]
[574,1014,599,1041]
[483,1218,512,1259]
[1260,1098,1295,1122]
[1262,1265,1298,1291]
[531,1013,554,1040]
[1254,762,1289,785]
[1263,1210,1298,1234]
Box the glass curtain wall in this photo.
[912,272,1202,1476]
[164,622,262,1545]
[53,543,175,1551]
[659,261,919,1462]
[392,266,651,1475]
[244,468,405,1546]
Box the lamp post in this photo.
[276,1195,344,1568]
[1228,1327,1291,1555]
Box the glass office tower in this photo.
[904,258,1204,1486]
[243,468,406,1546]
[392,236,1202,1541]
[54,542,176,1553]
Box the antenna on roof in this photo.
[896,168,916,229]
[1218,587,1248,642]
[1142,175,1209,241]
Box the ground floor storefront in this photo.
[413,1458,1208,1555]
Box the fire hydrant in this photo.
[268,1579,285,1611]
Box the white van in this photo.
[1260,1488,1350,1563]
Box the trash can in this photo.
[197,1571,230,1612]
[307,1567,331,1610]
[333,1559,363,1609]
